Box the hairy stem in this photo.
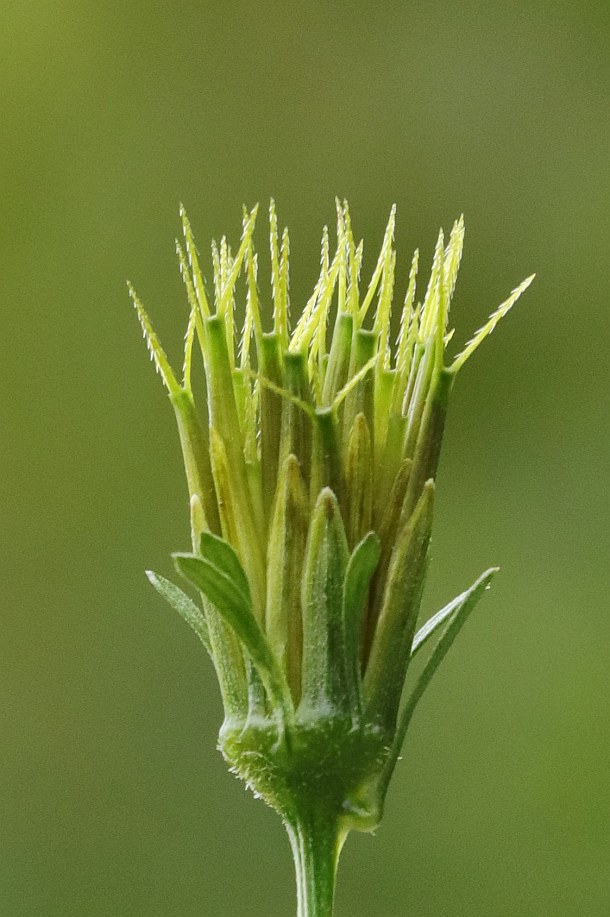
[286,811,344,917]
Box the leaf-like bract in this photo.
[382,567,498,791]
[199,532,251,605]
[409,571,497,659]
[173,552,293,719]
[146,570,211,656]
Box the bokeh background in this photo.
[1,1,608,914]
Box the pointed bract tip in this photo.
[419,478,436,508]
[353,411,369,434]
[284,452,302,475]
[316,485,340,518]
[281,454,308,508]
[450,272,535,374]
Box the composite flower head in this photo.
[131,201,533,824]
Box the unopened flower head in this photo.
[131,200,533,829]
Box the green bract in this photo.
[131,201,533,916]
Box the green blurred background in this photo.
[1,1,608,914]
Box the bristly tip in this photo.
[132,201,534,426]
[127,281,180,394]
[450,273,536,373]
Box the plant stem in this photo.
[286,810,343,917]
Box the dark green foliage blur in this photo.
[1,1,608,914]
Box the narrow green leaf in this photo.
[208,427,266,621]
[146,570,211,656]
[410,572,496,658]
[384,567,498,790]
[149,567,247,719]
[199,531,251,605]
[174,553,293,721]
[174,554,250,629]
